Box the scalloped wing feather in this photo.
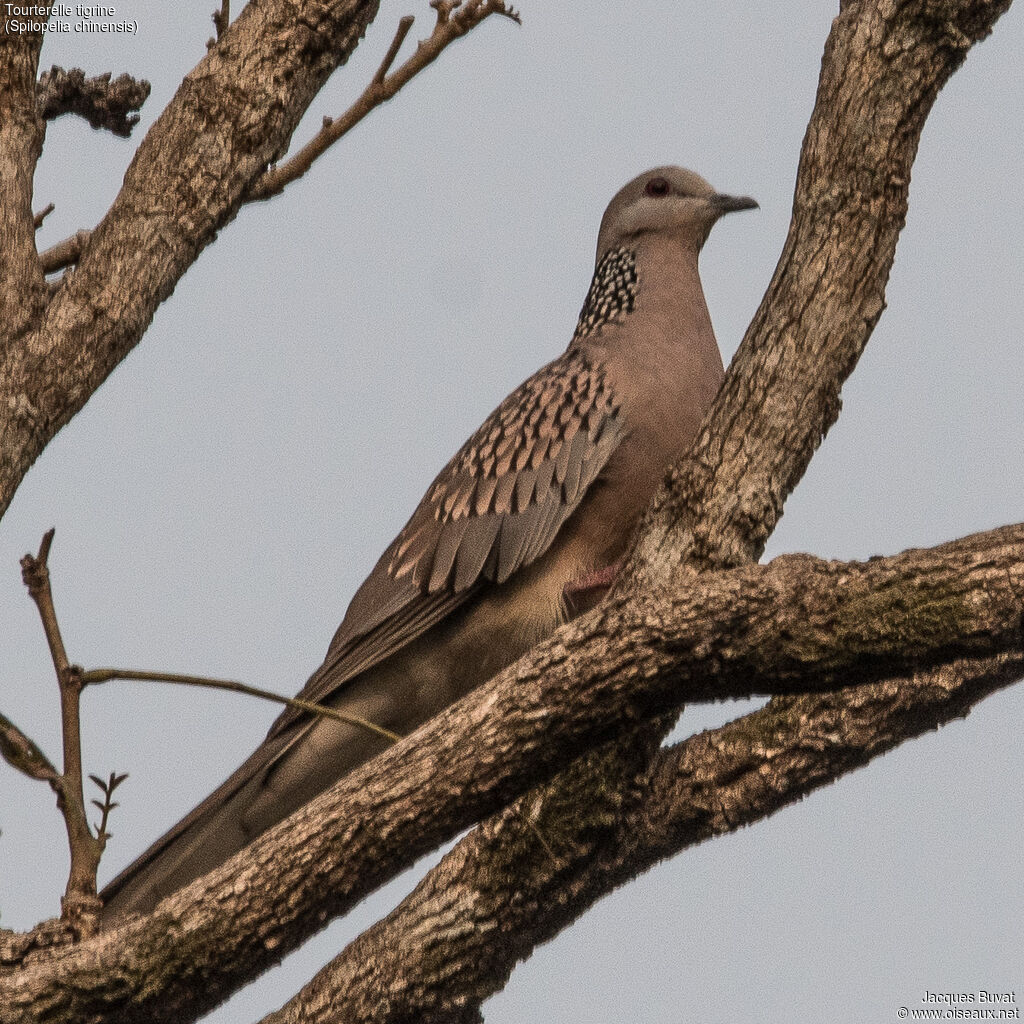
[267,350,623,738]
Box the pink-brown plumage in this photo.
[100,166,756,920]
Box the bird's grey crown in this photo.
[573,246,637,341]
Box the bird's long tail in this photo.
[98,734,287,921]
[99,688,397,923]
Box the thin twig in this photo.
[373,16,415,85]
[12,530,398,932]
[82,668,402,743]
[245,0,520,202]
[33,203,55,230]
[40,229,91,275]
[20,530,103,935]
[21,531,70,700]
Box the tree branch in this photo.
[283,650,1020,1024]
[273,0,1018,1016]
[4,526,399,947]
[0,0,522,523]
[210,0,230,43]
[2,522,1022,1020]
[359,2,1017,1016]
[0,711,59,785]
[0,12,49,341]
[32,203,54,230]
[631,0,1014,581]
[245,0,520,202]
[82,668,401,743]
[38,229,91,275]
[0,0,385,520]
[373,5,1018,1014]
[0,1,1016,1020]
[19,530,104,936]
[36,67,150,138]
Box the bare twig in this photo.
[37,67,151,138]
[21,531,67,697]
[9,530,397,935]
[373,15,414,84]
[20,530,103,935]
[33,203,54,230]
[39,229,91,275]
[246,0,520,202]
[82,668,402,743]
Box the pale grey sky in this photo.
[2,3,1021,1022]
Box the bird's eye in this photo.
[644,177,671,197]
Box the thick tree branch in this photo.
[359,4,1018,1014]
[0,1,1015,1020]
[287,0,1018,1017]
[638,655,1022,864]
[36,67,150,138]
[2,523,1022,1020]
[0,12,49,341]
[0,0,517,522]
[285,651,1021,1024]
[631,0,1014,581]
[0,0,385,520]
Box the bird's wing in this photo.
[267,349,625,738]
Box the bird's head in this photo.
[596,165,757,259]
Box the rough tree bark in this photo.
[0,0,1018,1022]
[297,3,1020,1020]
[3,523,1024,1021]
[0,0,382,517]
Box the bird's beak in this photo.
[710,193,759,214]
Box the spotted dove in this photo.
[101,166,757,918]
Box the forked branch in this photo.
[3,522,1023,1019]
[4,528,400,942]
[19,531,104,936]
[245,0,520,202]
